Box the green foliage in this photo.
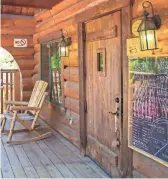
[51,51,61,70]
[129,58,161,74]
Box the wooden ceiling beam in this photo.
[1,0,64,9]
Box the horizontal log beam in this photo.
[1,0,64,9]
[1,14,36,28]
[63,51,78,67]
[40,110,80,147]
[35,0,95,32]
[64,73,79,82]
[65,97,79,114]
[34,52,41,64]
[38,30,62,43]
[16,59,36,70]
[64,67,79,82]
[21,70,35,78]
[64,81,79,100]
[33,18,75,44]
[34,44,40,53]
[5,47,34,56]
[1,35,33,47]
[35,0,81,22]
[32,73,40,84]
[22,77,34,91]
[63,58,78,67]
[34,64,40,74]
[13,55,34,61]
[75,0,130,22]
[1,27,35,36]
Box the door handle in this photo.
[109,107,120,117]
[109,107,120,132]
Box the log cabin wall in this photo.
[33,0,82,147]
[131,0,168,178]
[33,0,168,177]
[1,6,36,101]
[33,0,131,149]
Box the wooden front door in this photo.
[85,11,122,177]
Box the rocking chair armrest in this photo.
[5,101,29,106]
[11,106,41,111]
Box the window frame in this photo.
[40,38,62,105]
[97,48,106,77]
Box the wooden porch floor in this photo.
[1,119,110,178]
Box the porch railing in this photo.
[52,68,62,103]
[0,69,21,114]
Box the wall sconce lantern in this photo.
[138,1,161,51]
[59,30,72,57]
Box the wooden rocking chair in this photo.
[1,80,53,144]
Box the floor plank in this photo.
[24,166,39,178]
[13,145,32,168]
[44,136,100,178]
[1,143,15,178]
[22,143,51,178]
[44,136,89,178]
[30,142,64,178]
[14,145,39,178]
[55,132,110,178]
[1,118,111,178]
[37,140,76,178]
[2,139,27,178]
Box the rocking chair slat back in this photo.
[27,81,48,114]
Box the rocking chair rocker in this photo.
[1,80,53,144]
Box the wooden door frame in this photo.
[78,3,133,178]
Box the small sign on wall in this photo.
[127,38,152,57]
[14,39,27,47]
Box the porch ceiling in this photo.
[1,0,64,9]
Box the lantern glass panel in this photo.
[146,30,157,50]
[139,31,147,50]
[139,29,157,51]
[59,46,66,57]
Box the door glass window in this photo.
[97,48,106,76]
[97,52,104,72]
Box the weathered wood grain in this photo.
[37,140,76,178]
[3,143,27,178]
[55,132,110,178]
[78,22,87,155]
[22,143,52,178]
[1,143,15,178]
[1,14,36,27]
[5,47,34,56]
[75,0,130,22]
[1,0,64,9]
[121,5,133,178]
[84,11,122,177]
[1,35,34,47]
[1,119,108,179]
[1,27,35,35]
[35,0,81,22]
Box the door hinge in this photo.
[84,100,87,112]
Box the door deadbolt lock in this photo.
[115,97,119,103]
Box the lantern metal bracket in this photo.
[65,37,72,46]
[61,29,72,46]
[151,15,161,29]
[142,1,161,29]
